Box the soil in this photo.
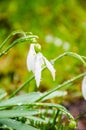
[66,98,86,130]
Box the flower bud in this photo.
[31,38,37,43]
[68,120,76,129]
[35,44,41,53]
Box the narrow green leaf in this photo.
[0,109,41,118]
[0,91,67,108]
[52,52,86,66]
[42,91,67,101]
[0,89,7,100]
[0,34,38,57]
[0,118,39,130]
[0,92,41,107]
[26,115,48,124]
[25,103,74,120]
[0,31,27,50]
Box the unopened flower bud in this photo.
[35,44,41,53]
[68,120,76,129]
[31,38,37,43]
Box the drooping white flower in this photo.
[43,56,55,80]
[27,44,55,87]
[34,53,43,87]
[82,76,86,100]
[27,44,36,73]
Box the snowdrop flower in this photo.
[27,44,55,87]
[82,76,86,100]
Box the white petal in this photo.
[27,44,36,73]
[34,53,43,87]
[37,53,44,67]
[43,56,55,80]
[82,76,86,100]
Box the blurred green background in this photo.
[0,0,86,98]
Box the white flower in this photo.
[27,44,55,87]
[82,76,86,100]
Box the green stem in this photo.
[82,55,86,60]
[9,75,34,98]
[0,31,27,50]
[29,102,74,119]
[36,72,86,102]
[52,110,60,128]
[0,35,38,57]
[75,111,86,121]
[57,112,62,129]
[51,52,86,66]
[10,67,46,98]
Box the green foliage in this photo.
[0,89,7,100]
[0,118,38,130]
[0,32,85,129]
[0,0,86,129]
[0,0,86,92]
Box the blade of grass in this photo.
[0,35,38,57]
[0,31,27,50]
[36,72,86,102]
[51,52,86,66]
[0,118,39,130]
[9,75,34,98]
